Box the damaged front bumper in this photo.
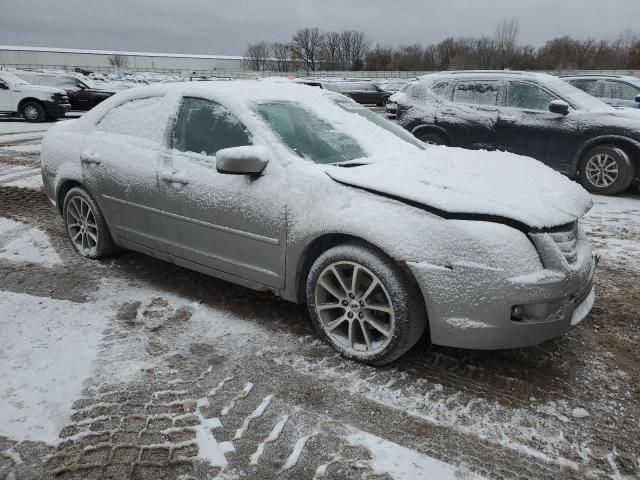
[408,232,597,350]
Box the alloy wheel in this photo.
[585,153,619,187]
[24,105,39,120]
[315,261,395,354]
[66,196,99,253]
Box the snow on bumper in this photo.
[408,238,596,350]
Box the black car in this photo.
[561,74,640,109]
[335,81,392,106]
[397,71,640,194]
[15,72,115,111]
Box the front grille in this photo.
[546,221,579,264]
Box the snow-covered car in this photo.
[398,71,640,195]
[385,80,416,118]
[41,81,596,364]
[561,74,640,109]
[0,71,70,122]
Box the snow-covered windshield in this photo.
[332,99,425,149]
[545,77,611,110]
[256,102,366,164]
[0,72,29,87]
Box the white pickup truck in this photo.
[0,71,71,122]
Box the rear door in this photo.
[437,79,501,149]
[80,95,176,252]
[496,81,577,172]
[158,96,287,289]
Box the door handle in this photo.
[80,151,101,165]
[500,116,519,123]
[441,109,456,115]
[160,174,189,185]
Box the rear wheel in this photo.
[63,187,117,259]
[416,130,447,146]
[306,242,427,365]
[578,145,635,194]
[21,101,45,122]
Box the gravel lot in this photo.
[0,117,638,480]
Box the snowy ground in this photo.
[0,119,638,480]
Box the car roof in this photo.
[560,74,640,83]
[417,70,555,83]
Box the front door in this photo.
[496,81,577,172]
[0,79,12,111]
[81,95,176,253]
[159,96,286,289]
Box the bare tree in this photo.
[495,18,520,68]
[291,27,323,72]
[108,55,129,68]
[244,41,271,71]
[322,32,342,70]
[271,42,293,72]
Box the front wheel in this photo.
[578,145,635,195]
[63,187,117,259]
[306,242,427,365]
[21,101,46,122]
[416,131,447,146]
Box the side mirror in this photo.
[216,146,270,175]
[549,99,570,115]
[0,83,8,90]
[635,94,640,103]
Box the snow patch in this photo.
[347,430,488,479]
[0,218,60,265]
[0,291,107,444]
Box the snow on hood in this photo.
[326,147,593,230]
[20,84,67,95]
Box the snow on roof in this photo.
[0,45,243,61]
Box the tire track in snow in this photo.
[221,382,253,415]
[283,433,313,470]
[250,414,289,465]
[233,394,273,440]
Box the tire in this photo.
[578,145,635,195]
[306,241,427,365]
[63,187,117,259]
[415,130,447,146]
[378,97,389,107]
[21,101,46,122]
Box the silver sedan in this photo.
[41,81,597,364]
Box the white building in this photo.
[0,45,245,74]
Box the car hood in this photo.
[326,147,592,230]
[15,84,66,95]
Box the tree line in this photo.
[244,20,640,72]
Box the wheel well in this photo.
[294,233,423,305]
[17,98,45,112]
[411,125,449,145]
[56,180,83,214]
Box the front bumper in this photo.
[408,235,597,350]
[43,101,71,118]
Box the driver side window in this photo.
[506,82,557,111]
[173,97,251,157]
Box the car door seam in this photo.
[101,194,280,246]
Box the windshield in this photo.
[0,72,28,86]
[256,102,366,164]
[332,99,425,149]
[545,77,611,110]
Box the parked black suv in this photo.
[15,72,115,111]
[561,74,640,109]
[397,71,640,194]
[335,81,392,106]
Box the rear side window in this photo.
[431,81,451,99]
[97,96,170,144]
[173,97,251,157]
[453,81,499,106]
[602,80,640,100]
[506,82,557,111]
[568,79,598,96]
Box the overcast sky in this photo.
[2,0,639,56]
